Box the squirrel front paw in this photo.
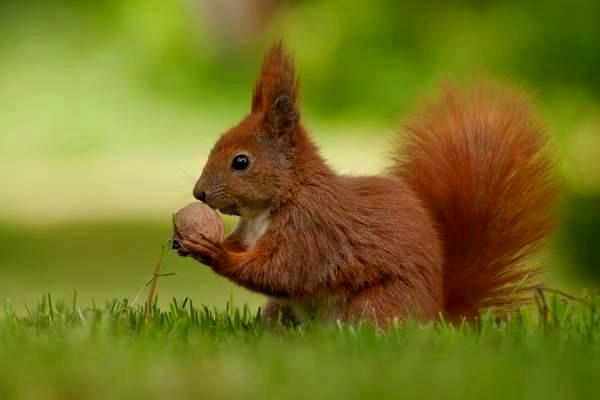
[179,234,226,269]
[171,238,192,258]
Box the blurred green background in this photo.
[1,0,599,311]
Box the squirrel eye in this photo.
[231,154,250,171]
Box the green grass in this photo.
[2,220,597,399]
[1,294,599,399]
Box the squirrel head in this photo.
[193,42,306,217]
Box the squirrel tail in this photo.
[390,83,560,319]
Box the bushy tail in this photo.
[391,83,560,319]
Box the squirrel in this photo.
[177,42,560,327]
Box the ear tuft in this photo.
[251,41,300,124]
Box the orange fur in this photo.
[390,84,560,319]
[179,43,559,327]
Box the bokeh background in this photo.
[1,0,599,311]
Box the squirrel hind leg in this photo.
[344,279,444,328]
[260,299,298,327]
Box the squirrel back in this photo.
[391,84,560,319]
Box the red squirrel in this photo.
[177,42,559,327]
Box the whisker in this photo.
[178,169,198,183]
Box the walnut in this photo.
[172,202,225,250]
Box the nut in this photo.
[173,202,225,246]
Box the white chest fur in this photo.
[241,211,271,248]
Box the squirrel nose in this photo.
[194,190,207,202]
[193,178,207,202]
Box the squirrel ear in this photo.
[265,93,298,134]
[251,41,300,132]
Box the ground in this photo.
[0,294,598,399]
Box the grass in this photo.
[0,293,599,399]
[1,219,597,399]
